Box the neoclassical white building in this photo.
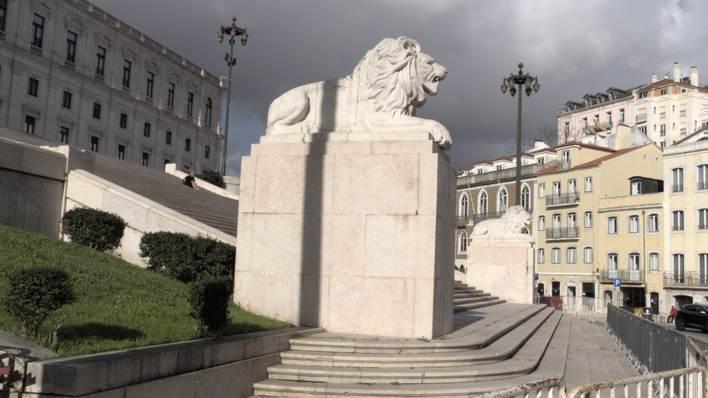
[0,0,224,172]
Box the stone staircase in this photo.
[251,282,569,397]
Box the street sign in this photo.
[614,279,622,288]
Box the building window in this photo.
[205,97,213,126]
[561,151,571,169]
[551,248,561,264]
[31,14,44,49]
[0,0,7,32]
[27,77,38,97]
[552,213,561,229]
[146,71,155,99]
[95,46,106,77]
[122,59,132,88]
[649,213,659,232]
[165,130,172,145]
[639,125,647,134]
[117,144,125,160]
[521,184,531,211]
[185,138,191,152]
[699,208,708,230]
[90,136,99,152]
[639,91,647,99]
[698,165,708,190]
[584,247,593,264]
[187,92,194,116]
[584,176,593,192]
[538,216,545,231]
[606,112,613,127]
[660,124,666,136]
[608,253,618,271]
[458,232,467,254]
[458,194,469,218]
[629,215,640,233]
[143,122,151,137]
[619,108,625,123]
[700,254,708,284]
[498,187,508,212]
[142,152,149,167]
[479,190,488,214]
[631,181,642,195]
[567,212,577,228]
[567,247,577,264]
[552,181,561,197]
[66,31,77,63]
[92,102,101,120]
[649,253,659,272]
[673,254,685,282]
[672,210,685,231]
[672,168,684,192]
[59,126,69,144]
[584,211,592,228]
[204,145,210,159]
[538,183,545,198]
[629,253,640,271]
[568,178,577,193]
[24,115,36,134]
[119,113,128,129]
[608,217,618,234]
[62,91,72,109]
[167,82,175,109]
[537,249,545,264]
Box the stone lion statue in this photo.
[471,206,533,242]
[265,36,452,149]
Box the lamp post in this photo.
[217,17,248,176]
[500,63,540,205]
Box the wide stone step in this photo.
[454,299,505,313]
[280,307,555,368]
[289,304,546,354]
[453,291,488,299]
[454,295,497,305]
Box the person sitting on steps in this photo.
[182,172,199,190]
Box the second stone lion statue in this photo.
[471,206,534,242]
[265,36,452,149]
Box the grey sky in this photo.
[93,0,708,174]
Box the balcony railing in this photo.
[546,226,579,240]
[545,192,579,207]
[471,211,504,225]
[698,181,708,191]
[600,269,644,283]
[457,164,541,187]
[664,272,708,288]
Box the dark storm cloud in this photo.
[93,0,708,174]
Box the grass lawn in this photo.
[0,224,288,357]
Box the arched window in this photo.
[205,97,213,126]
[498,187,508,212]
[458,193,469,218]
[521,184,531,211]
[478,190,488,214]
[458,232,468,253]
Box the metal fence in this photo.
[607,304,686,373]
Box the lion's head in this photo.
[354,37,447,115]
[502,206,532,234]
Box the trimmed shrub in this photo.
[189,276,231,336]
[62,208,125,252]
[6,267,74,337]
[197,169,226,189]
[139,232,235,286]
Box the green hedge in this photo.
[189,276,231,337]
[62,208,125,252]
[139,232,235,287]
[197,169,226,189]
[6,267,74,338]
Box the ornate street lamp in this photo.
[217,17,248,176]
[500,63,540,205]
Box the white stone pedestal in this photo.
[234,132,456,339]
[465,238,534,304]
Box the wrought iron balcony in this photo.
[545,192,579,207]
[664,272,708,289]
[545,226,579,241]
[457,164,541,187]
[600,269,644,284]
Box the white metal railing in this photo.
[567,367,707,398]
[484,379,565,398]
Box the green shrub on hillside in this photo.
[62,208,126,252]
[6,267,74,338]
[189,276,231,337]
[197,169,226,188]
[139,232,235,287]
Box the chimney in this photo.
[690,66,699,87]
[651,73,658,83]
[673,62,681,82]
[663,73,669,80]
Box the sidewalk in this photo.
[0,329,56,362]
[564,318,638,390]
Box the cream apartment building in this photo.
[558,63,708,150]
[0,0,224,172]
[663,129,708,310]
[535,143,664,313]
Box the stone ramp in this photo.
[251,285,569,397]
[68,148,237,236]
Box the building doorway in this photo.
[674,295,693,309]
[604,290,613,308]
[552,281,561,297]
[537,283,545,297]
[567,285,577,308]
[582,282,596,310]
[622,287,645,310]
[650,292,659,314]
